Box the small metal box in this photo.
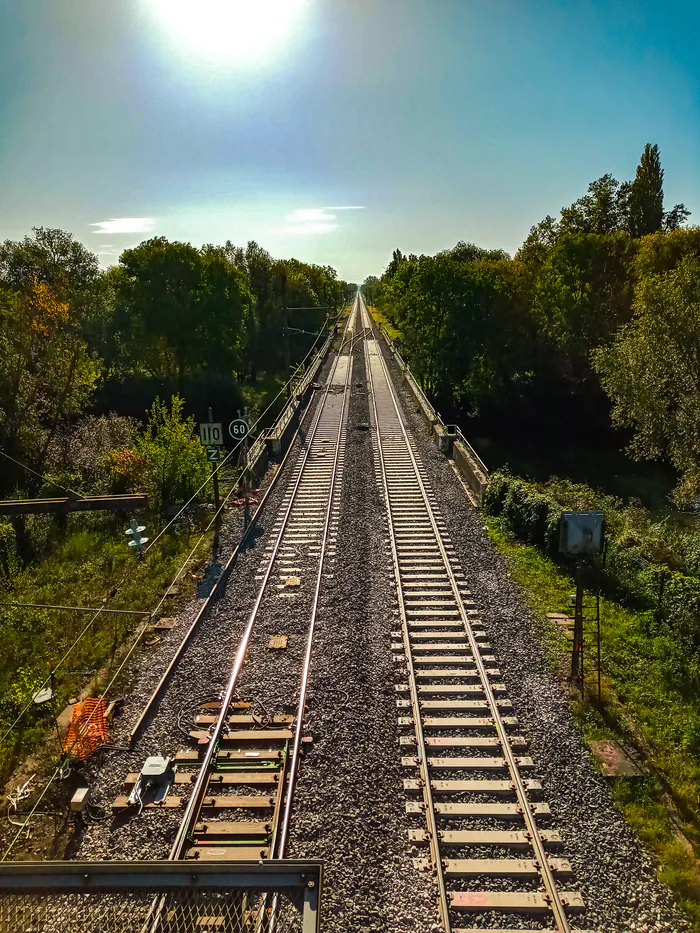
[559,511,605,557]
[140,756,172,784]
[70,786,90,812]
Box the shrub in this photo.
[136,395,210,511]
[484,471,559,552]
[46,414,140,492]
[485,469,700,656]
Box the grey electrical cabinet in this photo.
[559,511,605,557]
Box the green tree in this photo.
[594,257,700,503]
[0,281,101,491]
[113,238,251,384]
[559,174,628,235]
[628,143,665,237]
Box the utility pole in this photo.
[208,407,221,551]
[281,273,291,398]
[571,561,584,690]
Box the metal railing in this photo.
[265,333,334,448]
[0,860,322,933]
[379,326,490,485]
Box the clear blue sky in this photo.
[1,0,698,282]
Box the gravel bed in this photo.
[72,356,337,860]
[289,338,441,933]
[380,334,689,933]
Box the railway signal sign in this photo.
[206,446,220,463]
[229,418,249,441]
[199,422,223,446]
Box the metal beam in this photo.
[0,494,148,515]
[0,859,323,892]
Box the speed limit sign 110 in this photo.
[229,418,249,440]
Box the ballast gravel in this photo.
[381,335,690,933]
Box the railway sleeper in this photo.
[448,889,585,914]
[185,845,270,861]
[402,756,535,770]
[397,716,518,730]
[409,828,562,848]
[401,735,528,749]
[454,929,595,933]
[193,820,272,838]
[189,728,293,744]
[397,699,512,711]
[414,684,507,695]
[170,749,283,765]
[443,857,572,878]
[412,667,501,679]
[194,714,294,726]
[409,700,513,711]
[403,778,543,797]
[406,801,550,819]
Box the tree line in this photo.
[364,144,700,503]
[0,230,355,496]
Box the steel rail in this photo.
[128,363,333,744]
[361,296,572,933]
[363,323,452,933]
[265,302,363,931]
[275,318,362,860]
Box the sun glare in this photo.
[147,0,309,68]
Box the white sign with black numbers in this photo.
[228,418,249,440]
[199,422,224,446]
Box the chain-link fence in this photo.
[0,860,321,933]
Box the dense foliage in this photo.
[0,229,355,498]
[367,144,699,503]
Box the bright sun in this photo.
[147,0,309,68]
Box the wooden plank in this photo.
[112,796,181,811]
[206,772,280,786]
[193,820,271,838]
[190,729,292,743]
[200,795,276,809]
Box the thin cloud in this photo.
[277,208,338,236]
[323,205,365,210]
[91,218,156,235]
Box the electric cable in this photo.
[0,448,87,499]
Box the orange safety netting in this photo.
[62,697,108,760]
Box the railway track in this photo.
[167,306,360,867]
[109,303,363,907]
[360,295,590,933]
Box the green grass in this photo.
[0,511,212,779]
[487,517,700,927]
[367,304,401,341]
